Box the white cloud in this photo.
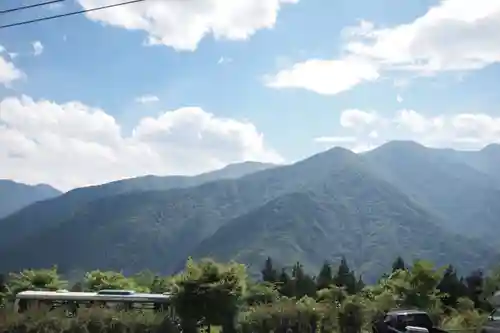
[32,41,44,56]
[135,95,160,104]
[0,55,24,85]
[265,57,379,95]
[0,95,283,190]
[396,94,403,103]
[77,0,298,51]
[340,109,378,128]
[217,56,233,65]
[314,136,357,143]
[0,45,4,53]
[345,0,500,74]
[48,2,64,11]
[267,0,500,94]
[315,108,500,151]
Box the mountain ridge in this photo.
[0,180,62,219]
[1,141,499,281]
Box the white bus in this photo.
[14,289,173,315]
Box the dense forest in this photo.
[1,256,499,333]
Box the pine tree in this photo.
[278,268,294,297]
[392,256,406,272]
[465,270,485,309]
[356,275,365,292]
[334,257,357,295]
[317,261,333,290]
[292,262,316,297]
[437,265,466,308]
[261,257,278,283]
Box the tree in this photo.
[481,266,500,308]
[292,261,316,298]
[0,273,8,306]
[278,268,294,297]
[465,270,484,309]
[392,256,406,272]
[84,270,146,291]
[8,267,67,294]
[355,275,365,293]
[334,257,357,295]
[317,261,333,290]
[244,282,280,306]
[437,265,466,308]
[261,257,278,283]
[174,258,247,333]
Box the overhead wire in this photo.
[0,0,67,15]
[0,0,147,30]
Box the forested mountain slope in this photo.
[1,143,498,281]
[0,180,61,219]
[0,161,276,250]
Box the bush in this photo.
[0,308,179,333]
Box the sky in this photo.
[0,0,499,190]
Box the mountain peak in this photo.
[375,140,426,152]
[481,143,500,153]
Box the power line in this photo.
[0,0,67,15]
[0,0,147,30]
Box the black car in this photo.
[372,309,447,333]
[481,309,500,333]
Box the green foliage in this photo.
[261,257,278,283]
[174,258,247,331]
[2,256,499,333]
[0,308,179,333]
[84,270,149,292]
[317,261,334,291]
[7,266,67,294]
[244,282,280,306]
[334,258,358,295]
[392,256,406,273]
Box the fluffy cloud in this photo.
[32,41,44,56]
[0,95,282,190]
[345,0,500,73]
[0,54,23,85]
[135,95,160,104]
[267,0,500,94]
[265,57,379,95]
[315,108,500,152]
[78,0,298,51]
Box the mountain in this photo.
[0,144,498,282]
[0,180,61,219]
[0,161,276,250]
[191,191,495,280]
[364,141,500,244]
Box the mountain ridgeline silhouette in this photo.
[0,141,499,281]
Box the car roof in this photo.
[387,309,427,316]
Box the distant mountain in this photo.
[191,190,495,280]
[0,162,276,250]
[0,180,61,219]
[0,144,498,282]
[364,141,500,244]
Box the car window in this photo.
[492,309,500,321]
[400,314,433,329]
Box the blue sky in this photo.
[1,0,499,190]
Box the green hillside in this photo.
[0,180,61,219]
[365,141,500,244]
[0,161,276,251]
[1,143,499,282]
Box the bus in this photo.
[14,289,174,316]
